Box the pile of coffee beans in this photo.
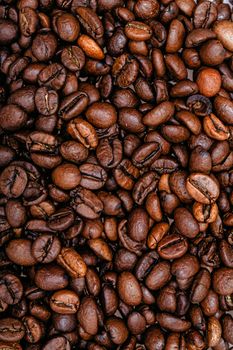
[0,0,233,349]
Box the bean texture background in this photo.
[0,0,233,349]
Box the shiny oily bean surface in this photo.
[0,0,232,349]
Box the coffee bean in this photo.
[53,12,80,42]
[186,173,220,204]
[52,163,81,190]
[77,34,104,60]
[112,53,139,88]
[42,336,71,350]
[58,92,89,121]
[77,296,101,335]
[213,268,233,295]
[67,118,98,149]
[5,239,37,266]
[0,19,18,44]
[50,290,80,314]
[0,104,28,131]
[0,318,25,342]
[38,63,66,91]
[32,234,61,263]
[157,233,188,260]
[0,273,23,305]
[105,317,128,345]
[35,87,58,115]
[76,6,104,39]
[86,102,117,128]
[57,247,87,278]
[32,31,57,62]
[197,68,222,97]
[214,20,233,52]
[156,313,191,332]
[145,261,171,291]
[35,265,69,291]
[117,272,142,306]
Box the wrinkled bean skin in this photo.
[0,0,232,349]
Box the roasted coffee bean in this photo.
[50,290,80,314]
[67,118,98,149]
[53,12,80,42]
[61,46,85,72]
[38,63,66,91]
[76,6,104,39]
[0,104,28,131]
[35,87,58,115]
[35,265,69,291]
[0,318,25,342]
[32,31,57,62]
[157,233,188,259]
[6,239,37,266]
[186,173,220,204]
[0,19,18,44]
[112,54,139,88]
[58,92,89,121]
[32,234,61,263]
[86,102,117,128]
[0,273,23,305]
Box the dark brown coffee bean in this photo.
[38,63,66,91]
[190,268,211,303]
[0,104,28,131]
[0,318,25,342]
[157,233,188,260]
[105,317,128,345]
[67,118,98,149]
[134,0,159,19]
[60,141,88,164]
[5,199,26,228]
[166,19,185,53]
[132,142,162,168]
[71,186,103,219]
[112,54,139,88]
[0,165,27,199]
[19,7,38,37]
[171,254,200,280]
[186,173,220,204]
[53,12,80,42]
[8,86,36,113]
[86,102,117,128]
[50,290,80,314]
[117,272,142,306]
[143,101,174,127]
[156,313,191,332]
[174,207,199,238]
[35,265,69,291]
[214,20,233,52]
[79,163,107,190]
[77,296,101,335]
[32,31,57,62]
[42,336,71,350]
[145,261,171,291]
[32,234,61,263]
[58,92,89,121]
[125,21,152,41]
[5,239,36,266]
[52,163,81,190]
[0,273,23,305]
[213,268,233,295]
[57,247,87,278]
[35,87,58,115]
[0,19,18,44]
[76,6,104,39]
